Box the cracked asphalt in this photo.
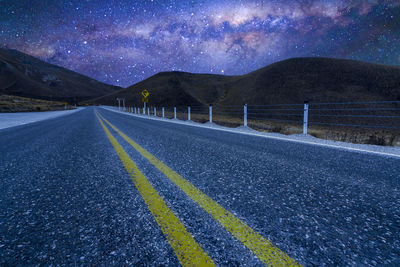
[1,107,399,266]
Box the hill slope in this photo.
[92,57,400,107]
[0,48,120,103]
[90,71,238,107]
[225,57,400,105]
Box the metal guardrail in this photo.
[121,100,400,134]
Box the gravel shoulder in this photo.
[102,106,400,159]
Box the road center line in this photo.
[99,113,301,267]
[96,114,215,267]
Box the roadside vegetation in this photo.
[0,95,74,112]
[163,111,400,146]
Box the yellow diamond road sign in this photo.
[142,90,150,98]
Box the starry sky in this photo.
[1,0,399,87]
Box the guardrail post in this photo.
[209,105,212,123]
[134,107,136,114]
[244,103,247,127]
[162,107,165,118]
[303,101,309,135]
[147,107,150,116]
[174,107,177,119]
[154,107,156,117]
[188,106,191,121]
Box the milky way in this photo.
[1,0,399,87]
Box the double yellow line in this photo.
[96,112,300,267]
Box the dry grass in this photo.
[0,94,74,112]
[151,110,400,147]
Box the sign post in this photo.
[141,90,150,114]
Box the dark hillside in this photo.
[92,57,400,107]
[0,48,120,103]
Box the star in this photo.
[0,0,398,87]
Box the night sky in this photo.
[1,0,399,87]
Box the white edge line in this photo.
[100,106,400,159]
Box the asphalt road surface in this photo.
[1,107,399,266]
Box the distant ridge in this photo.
[92,57,400,107]
[0,48,120,103]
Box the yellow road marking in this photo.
[96,114,215,267]
[99,113,301,267]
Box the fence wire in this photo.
[129,100,400,131]
[307,101,400,129]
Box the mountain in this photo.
[0,48,120,103]
[226,57,400,105]
[91,57,400,107]
[91,71,238,107]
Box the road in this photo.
[1,107,399,266]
